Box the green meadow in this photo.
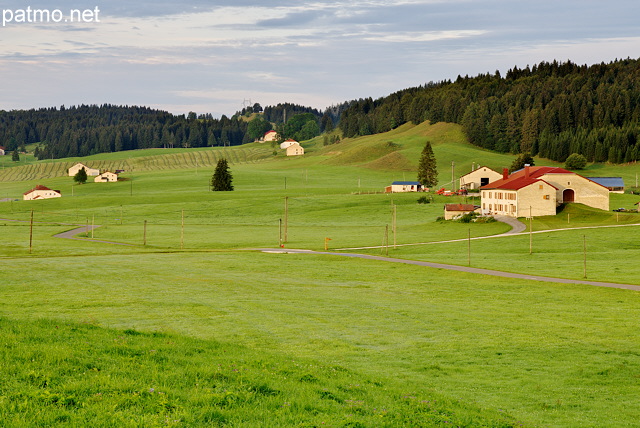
[2,122,640,427]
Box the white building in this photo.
[95,171,119,183]
[23,185,62,201]
[68,163,100,177]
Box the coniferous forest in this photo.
[1,58,639,163]
[338,58,640,164]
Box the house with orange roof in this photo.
[480,165,609,217]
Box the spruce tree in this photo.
[417,141,438,188]
[11,150,19,162]
[73,167,88,184]
[211,159,233,191]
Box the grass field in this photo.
[2,121,640,426]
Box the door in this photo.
[563,189,575,203]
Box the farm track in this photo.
[260,248,640,292]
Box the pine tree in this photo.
[11,150,19,162]
[417,141,438,188]
[211,159,233,191]
[74,167,88,184]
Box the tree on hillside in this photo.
[564,153,587,169]
[11,150,19,162]
[509,153,535,173]
[417,141,438,188]
[74,167,88,184]
[73,167,88,184]
[211,159,233,191]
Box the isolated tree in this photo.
[509,153,535,173]
[74,166,88,184]
[564,153,587,169]
[417,141,438,188]
[211,159,233,191]
[11,150,19,162]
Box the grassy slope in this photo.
[2,121,640,426]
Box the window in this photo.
[539,185,543,190]
[489,192,492,198]
[543,195,550,200]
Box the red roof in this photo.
[264,130,277,135]
[284,139,297,142]
[481,166,570,190]
[445,204,477,212]
[24,185,53,195]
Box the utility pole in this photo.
[284,197,289,243]
[468,229,471,266]
[144,220,147,246]
[392,203,397,249]
[29,209,34,254]
[583,235,587,278]
[279,219,282,247]
[451,161,455,191]
[529,206,533,255]
[181,209,185,249]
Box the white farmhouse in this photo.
[481,166,609,217]
[23,185,62,201]
[286,143,305,156]
[68,163,100,177]
[280,139,298,149]
[95,171,118,183]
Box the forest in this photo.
[2,58,639,162]
[0,103,327,159]
[337,58,640,163]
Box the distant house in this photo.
[459,166,502,190]
[280,139,298,150]
[94,171,118,183]
[385,181,423,193]
[68,163,99,177]
[263,130,279,142]
[0,146,5,156]
[23,185,61,201]
[286,143,305,156]
[481,166,609,217]
[586,177,624,193]
[444,204,479,220]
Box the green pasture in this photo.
[2,121,640,426]
[2,251,640,427]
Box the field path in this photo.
[1,218,135,246]
[260,248,640,291]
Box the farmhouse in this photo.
[0,146,5,156]
[481,166,609,217]
[68,163,99,177]
[459,166,502,190]
[444,204,479,220]
[586,177,624,193]
[262,130,279,142]
[286,143,305,156]
[280,139,298,150]
[385,181,423,193]
[94,171,118,183]
[23,185,61,201]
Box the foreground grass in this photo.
[1,318,523,427]
[1,251,640,427]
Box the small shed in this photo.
[24,185,62,201]
[95,171,118,183]
[460,166,502,190]
[444,204,479,220]
[385,181,423,193]
[286,143,304,156]
[586,177,624,193]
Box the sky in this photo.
[0,0,638,117]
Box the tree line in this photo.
[0,102,331,160]
[338,58,640,164]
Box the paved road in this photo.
[52,225,136,246]
[260,248,640,292]
[493,215,527,234]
